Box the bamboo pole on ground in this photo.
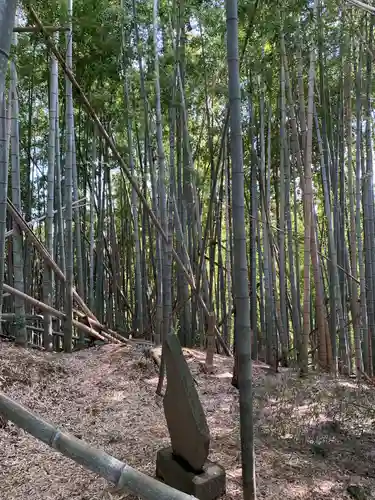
[0,392,196,500]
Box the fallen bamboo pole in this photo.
[72,320,118,344]
[2,284,120,344]
[25,5,231,357]
[0,392,196,500]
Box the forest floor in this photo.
[1,341,375,500]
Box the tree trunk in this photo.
[64,0,74,352]
[0,0,17,98]
[226,0,256,497]
[10,27,27,346]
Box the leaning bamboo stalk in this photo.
[2,284,120,344]
[6,198,113,335]
[3,284,64,319]
[5,198,85,238]
[73,309,126,344]
[0,392,196,500]
[347,0,375,14]
[72,320,118,344]
[7,198,65,280]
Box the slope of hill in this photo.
[0,340,375,499]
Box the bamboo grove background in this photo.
[0,0,374,378]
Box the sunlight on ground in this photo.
[212,427,234,438]
[183,349,206,360]
[109,390,126,402]
[338,380,361,389]
[213,371,232,379]
[226,467,242,481]
[318,480,336,493]
[296,404,310,416]
[285,484,309,498]
[144,376,159,385]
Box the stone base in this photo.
[156,446,226,500]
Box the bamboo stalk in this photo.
[0,392,196,500]
[347,0,375,14]
[3,283,65,318]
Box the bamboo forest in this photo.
[3,0,375,499]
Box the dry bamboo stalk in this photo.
[74,321,118,344]
[347,0,375,14]
[3,283,65,318]
[0,392,196,500]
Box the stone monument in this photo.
[156,332,226,500]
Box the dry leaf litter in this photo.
[1,339,375,499]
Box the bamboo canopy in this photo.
[0,391,197,500]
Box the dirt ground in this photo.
[1,339,375,499]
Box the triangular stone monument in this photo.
[156,332,226,500]
[163,332,210,472]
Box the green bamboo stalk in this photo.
[0,391,196,500]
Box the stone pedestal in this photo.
[156,447,226,500]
